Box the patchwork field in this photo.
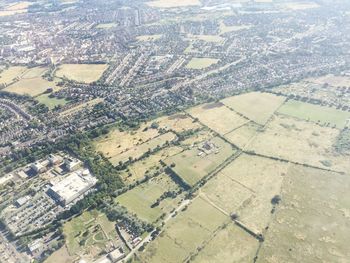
[192,223,259,263]
[146,0,201,8]
[221,92,286,125]
[247,114,350,172]
[140,197,228,263]
[164,137,234,186]
[278,99,350,129]
[224,121,260,149]
[63,210,120,260]
[115,173,180,223]
[186,58,219,70]
[187,102,249,135]
[109,132,177,165]
[119,145,183,184]
[56,64,108,83]
[201,154,289,233]
[257,165,350,263]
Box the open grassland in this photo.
[0,66,27,85]
[186,58,219,70]
[93,123,160,158]
[224,121,260,149]
[63,210,119,260]
[164,137,234,187]
[221,92,286,125]
[56,64,107,83]
[4,77,61,96]
[187,102,249,135]
[281,2,320,10]
[180,129,214,147]
[192,223,259,263]
[140,197,228,263]
[21,66,48,78]
[120,146,183,185]
[277,100,350,129]
[247,114,350,173]
[136,35,162,41]
[116,174,180,223]
[257,165,350,263]
[156,113,203,133]
[146,0,200,8]
[35,94,68,109]
[60,98,103,116]
[109,132,177,165]
[307,74,350,87]
[201,154,289,233]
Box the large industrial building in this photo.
[47,170,97,206]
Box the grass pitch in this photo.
[186,58,219,70]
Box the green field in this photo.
[115,174,180,223]
[186,58,219,69]
[278,100,350,129]
[35,94,68,109]
[164,137,234,186]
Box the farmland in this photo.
[277,99,350,129]
[164,137,234,187]
[186,58,219,70]
[115,173,180,223]
[55,64,108,83]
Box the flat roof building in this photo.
[47,170,97,206]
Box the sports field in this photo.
[278,99,350,129]
[221,92,286,125]
[186,58,219,69]
[164,137,234,186]
[56,64,108,83]
[115,174,180,223]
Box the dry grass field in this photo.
[155,113,203,133]
[192,223,259,263]
[257,165,350,263]
[201,154,289,233]
[60,98,103,116]
[221,92,286,125]
[224,121,260,148]
[56,64,107,83]
[307,74,350,87]
[187,34,224,43]
[0,1,30,16]
[187,102,249,135]
[247,114,350,173]
[93,122,159,158]
[109,132,177,165]
[146,0,201,8]
[0,66,27,84]
[4,77,61,96]
[185,58,219,70]
[116,174,180,223]
[140,197,228,263]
